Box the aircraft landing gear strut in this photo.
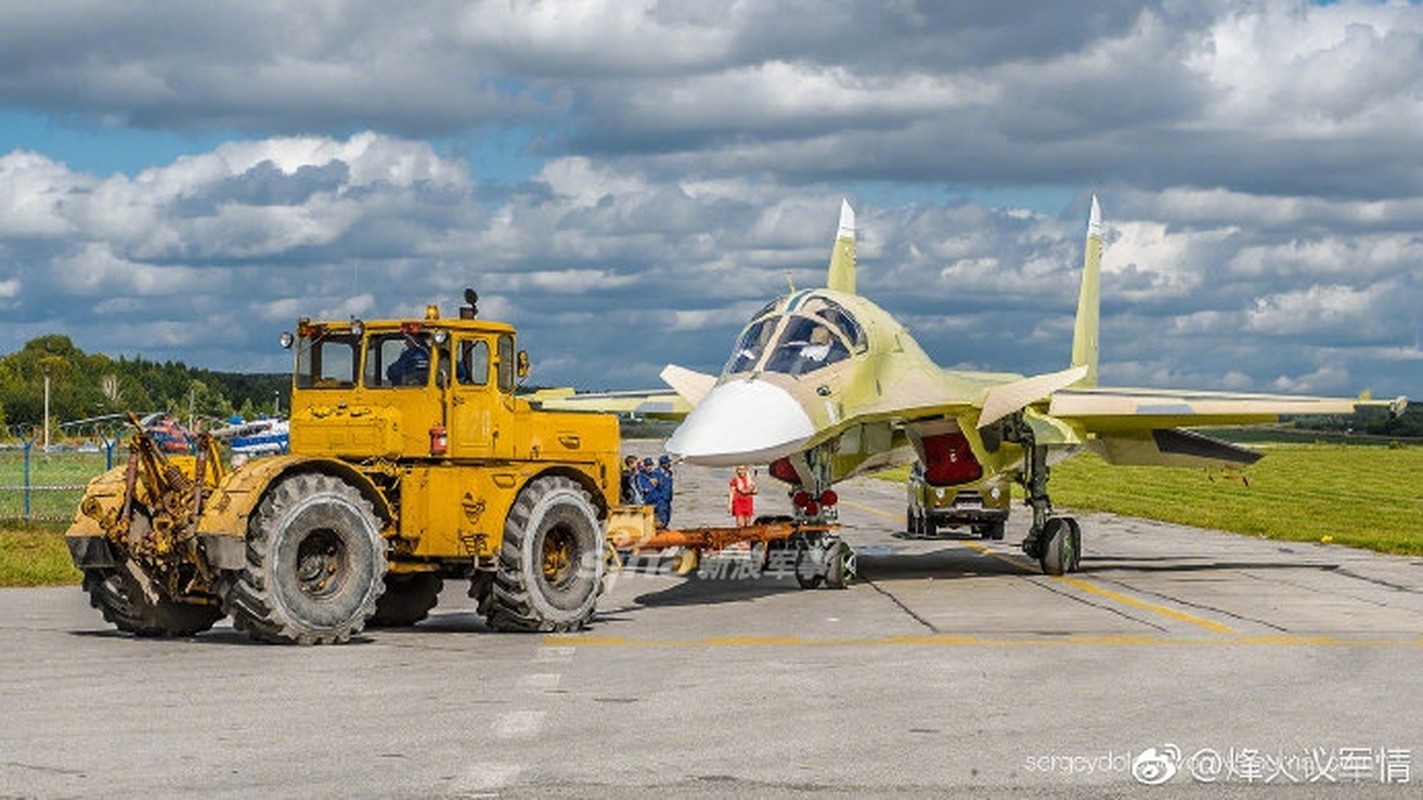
[1017,442,1081,576]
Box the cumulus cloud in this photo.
[0,1,1418,398]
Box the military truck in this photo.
[66,291,621,644]
[904,461,1010,540]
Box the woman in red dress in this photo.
[728,465,757,527]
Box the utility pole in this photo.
[43,367,51,451]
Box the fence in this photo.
[0,441,119,523]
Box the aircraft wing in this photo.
[1042,386,1406,468]
[526,363,715,419]
[527,387,692,419]
[1047,386,1404,431]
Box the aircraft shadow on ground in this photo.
[854,550,1030,580]
[1071,557,1342,574]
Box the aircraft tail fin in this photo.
[1069,195,1102,387]
[826,198,857,294]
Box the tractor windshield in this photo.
[365,332,434,388]
[295,331,359,389]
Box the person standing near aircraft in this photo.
[653,455,675,527]
[620,455,641,503]
[635,458,661,524]
[728,465,757,527]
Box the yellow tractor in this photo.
[66,290,623,644]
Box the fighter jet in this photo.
[540,198,1406,575]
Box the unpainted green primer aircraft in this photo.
[538,198,1406,575]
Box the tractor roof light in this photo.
[279,331,294,349]
[432,329,449,345]
[350,318,364,337]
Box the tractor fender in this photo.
[195,455,394,570]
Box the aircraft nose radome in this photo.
[665,380,815,466]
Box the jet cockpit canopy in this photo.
[723,292,865,377]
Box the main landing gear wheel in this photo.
[1037,517,1081,576]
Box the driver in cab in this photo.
[387,335,431,386]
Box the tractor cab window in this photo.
[497,334,515,393]
[295,331,359,389]
[724,316,778,374]
[366,332,433,388]
[457,339,490,386]
[763,316,850,376]
[801,296,866,352]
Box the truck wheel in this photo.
[487,476,605,632]
[224,473,387,644]
[368,573,443,627]
[82,567,223,637]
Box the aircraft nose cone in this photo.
[666,380,815,466]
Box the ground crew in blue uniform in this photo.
[634,458,660,524]
[620,455,641,503]
[652,454,674,528]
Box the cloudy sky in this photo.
[2,0,1420,402]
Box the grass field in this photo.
[0,449,110,587]
[0,523,82,586]
[877,443,1423,557]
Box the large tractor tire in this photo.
[486,476,605,632]
[369,573,443,627]
[82,566,223,638]
[223,472,387,645]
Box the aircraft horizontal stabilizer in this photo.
[1090,428,1262,469]
[660,364,717,407]
[977,365,1089,428]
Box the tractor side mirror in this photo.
[517,350,530,380]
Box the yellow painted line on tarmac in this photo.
[1055,576,1237,635]
[842,500,1236,635]
[544,633,1423,649]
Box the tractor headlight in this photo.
[279,332,294,349]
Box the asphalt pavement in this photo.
[3,444,1422,797]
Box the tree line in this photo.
[0,335,288,437]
